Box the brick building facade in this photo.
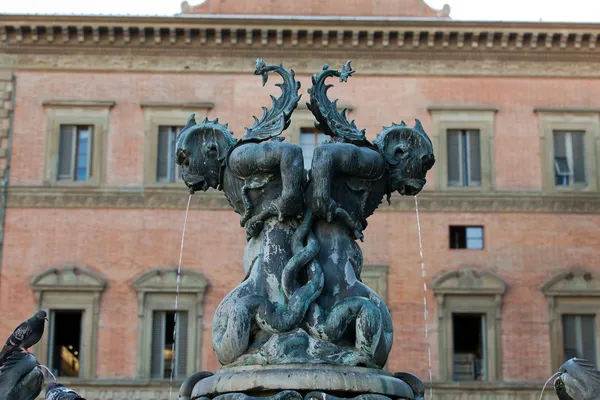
[1,0,600,398]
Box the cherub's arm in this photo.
[229,141,305,221]
[310,143,385,222]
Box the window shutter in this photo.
[553,132,567,158]
[562,315,578,361]
[176,311,189,378]
[157,127,171,182]
[571,133,586,184]
[174,127,183,182]
[467,130,481,186]
[300,131,316,170]
[151,311,165,378]
[87,127,94,178]
[57,125,75,180]
[447,130,462,186]
[581,315,597,365]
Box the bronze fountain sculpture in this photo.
[176,59,434,400]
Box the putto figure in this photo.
[176,59,435,369]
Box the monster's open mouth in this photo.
[183,175,209,192]
[398,178,426,196]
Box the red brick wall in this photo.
[1,70,600,381]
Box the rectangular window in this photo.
[57,125,93,181]
[449,226,484,250]
[48,310,83,378]
[157,126,183,183]
[447,129,481,187]
[151,311,188,379]
[452,313,487,381]
[300,127,328,170]
[562,314,597,366]
[553,131,586,186]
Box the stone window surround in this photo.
[361,264,389,303]
[43,100,115,187]
[283,104,354,145]
[535,108,600,192]
[133,267,209,379]
[541,268,600,371]
[427,106,498,192]
[141,102,214,186]
[432,268,507,382]
[30,264,108,379]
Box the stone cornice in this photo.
[428,105,499,113]
[1,15,599,63]
[7,186,600,213]
[534,107,600,114]
[140,101,214,109]
[42,100,116,108]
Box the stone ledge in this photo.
[6,186,600,213]
[42,100,116,108]
[427,105,499,113]
[140,101,215,109]
[534,107,600,114]
[4,53,600,77]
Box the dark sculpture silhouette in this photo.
[0,349,44,400]
[554,358,600,400]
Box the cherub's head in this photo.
[176,114,237,193]
[374,119,435,196]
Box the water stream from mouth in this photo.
[414,196,433,400]
[39,365,56,382]
[168,193,193,399]
[539,372,561,400]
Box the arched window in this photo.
[541,268,600,369]
[133,267,209,379]
[31,265,107,378]
[432,268,506,382]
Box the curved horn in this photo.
[307,60,369,146]
[241,58,302,142]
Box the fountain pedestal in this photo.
[175,59,435,400]
[180,365,423,400]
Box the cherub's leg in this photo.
[310,146,336,221]
[273,144,305,221]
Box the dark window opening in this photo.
[447,129,481,187]
[157,126,183,183]
[48,310,82,378]
[563,314,597,367]
[151,310,188,379]
[452,313,486,381]
[450,226,484,250]
[553,131,586,186]
[57,125,93,181]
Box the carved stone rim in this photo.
[30,264,108,292]
[193,365,413,398]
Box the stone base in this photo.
[179,365,424,400]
